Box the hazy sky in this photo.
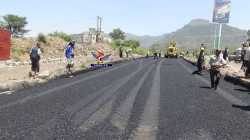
[1,0,249,37]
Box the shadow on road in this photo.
[232,105,250,111]
[200,86,212,89]
[234,89,250,92]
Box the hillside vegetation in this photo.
[126,19,248,52]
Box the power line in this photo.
[8,0,76,18]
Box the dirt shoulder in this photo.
[0,37,141,92]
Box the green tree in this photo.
[2,14,28,37]
[247,30,250,37]
[149,43,160,52]
[123,40,140,49]
[0,21,5,29]
[37,33,47,43]
[109,28,126,40]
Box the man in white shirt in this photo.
[207,48,227,90]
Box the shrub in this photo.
[81,62,88,68]
[26,46,32,53]
[12,55,20,62]
[48,31,75,42]
[37,33,47,43]
[11,46,16,52]
[40,47,45,53]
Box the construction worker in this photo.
[146,49,149,58]
[192,47,205,75]
[207,48,227,90]
[153,51,158,59]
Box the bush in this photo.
[40,47,44,53]
[26,46,32,53]
[81,62,88,68]
[12,55,20,62]
[10,46,16,52]
[48,31,75,42]
[17,48,26,54]
[37,33,47,43]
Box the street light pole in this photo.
[217,23,222,49]
[213,25,217,54]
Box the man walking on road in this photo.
[192,47,205,75]
[29,43,41,76]
[65,40,75,73]
[207,48,227,90]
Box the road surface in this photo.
[0,58,249,139]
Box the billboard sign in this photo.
[212,0,231,23]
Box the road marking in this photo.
[178,59,249,107]
[111,65,154,132]
[131,59,164,140]
[0,61,138,110]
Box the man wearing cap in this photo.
[207,48,227,90]
[192,47,205,75]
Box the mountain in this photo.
[125,33,165,48]
[126,19,247,50]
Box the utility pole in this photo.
[217,23,222,49]
[96,16,102,42]
[213,25,217,54]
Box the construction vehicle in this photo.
[164,41,179,58]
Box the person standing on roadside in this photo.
[192,47,205,75]
[29,43,41,76]
[243,42,250,77]
[207,48,227,90]
[65,40,75,73]
[241,42,249,76]
[223,47,229,62]
[119,44,123,58]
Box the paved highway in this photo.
[0,58,249,139]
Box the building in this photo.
[73,28,112,44]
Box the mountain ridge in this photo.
[125,19,247,50]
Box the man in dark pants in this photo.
[119,44,123,58]
[207,48,227,90]
[29,43,41,76]
[192,47,205,75]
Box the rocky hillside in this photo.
[10,37,120,63]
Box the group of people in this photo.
[146,50,161,59]
[29,40,76,76]
[192,44,227,90]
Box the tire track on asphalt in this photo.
[23,59,149,139]
[177,59,250,115]
[73,60,155,130]
[131,59,164,140]
[0,61,138,110]
[110,65,154,132]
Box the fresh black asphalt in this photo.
[0,58,249,139]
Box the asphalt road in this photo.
[0,58,250,140]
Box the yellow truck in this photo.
[165,41,179,58]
